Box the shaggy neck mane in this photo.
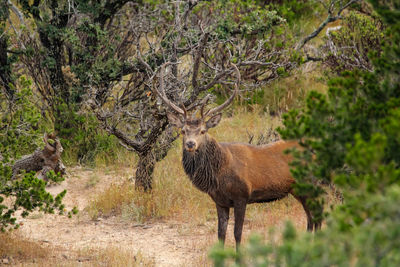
[182,136,223,193]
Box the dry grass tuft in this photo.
[85,172,214,224]
[0,232,154,267]
[73,246,155,267]
[0,232,49,264]
[86,182,135,220]
[12,245,155,267]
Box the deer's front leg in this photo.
[216,204,229,244]
[233,200,247,250]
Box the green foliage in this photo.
[55,104,117,164]
[323,11,384,73]
[0,77,42,159]
[270,0,315,25]
[205,0,285,40]
[0,0,9,21]
[13,0,124,164]
[277,17,399,220]
[63,20,121,90]
[210,109,400,266]
[210,1,400,265]
[245,88,265,105]
[8,0,294,167]
[0,77,73,231]
[211,183,400,266]
[0,172,67,231]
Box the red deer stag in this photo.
[155,64,319,248]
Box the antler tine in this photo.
[200,94,212,119]
[153,62,186,116]
[54,138,63,154]
[180,103,187,118]
[43,133,55,152]
[204,63,241,117]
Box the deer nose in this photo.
[186,141,196,149]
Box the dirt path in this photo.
[18,167,213,266]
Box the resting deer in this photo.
[12,133,66,180]
[155,64,319,248]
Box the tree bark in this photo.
[135,151,156,191]
[0,34,15,101]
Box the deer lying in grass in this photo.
[12,133,66,180]
[155,64,319,248]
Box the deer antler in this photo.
[54,138,63,154]
[203,63,240,118]
[180,103,188,118]
[43,133,55,152]
[153,62,186,116]
[200,94,212,118]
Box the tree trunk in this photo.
[135,151,156,191]
[0,35,15,101]
[134,126,179,191]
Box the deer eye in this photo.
[200,130,206,135]
[181,130,186,135]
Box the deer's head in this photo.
[155,63,240,153]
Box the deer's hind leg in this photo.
[291,193,314,232]
[233,200,247,250]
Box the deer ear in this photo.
[206,113,222,129]
[167,112,184,128]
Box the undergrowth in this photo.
[261,65,327,115]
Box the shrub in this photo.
[323,11,384,73]
[0,77,75,231]
[210,1,400,265]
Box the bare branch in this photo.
[189,68,231,102]
[296,0,361,51]
[95,110,143,152]
[240,61,280,68]
[153,62,186,115]
[191,33,209,93]
[8,0,25,25]
[137,49,155,76]
[204,63,240,117]
[119,140,135,152]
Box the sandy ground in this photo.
[16,166,308,266]
[17,167,215,266]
